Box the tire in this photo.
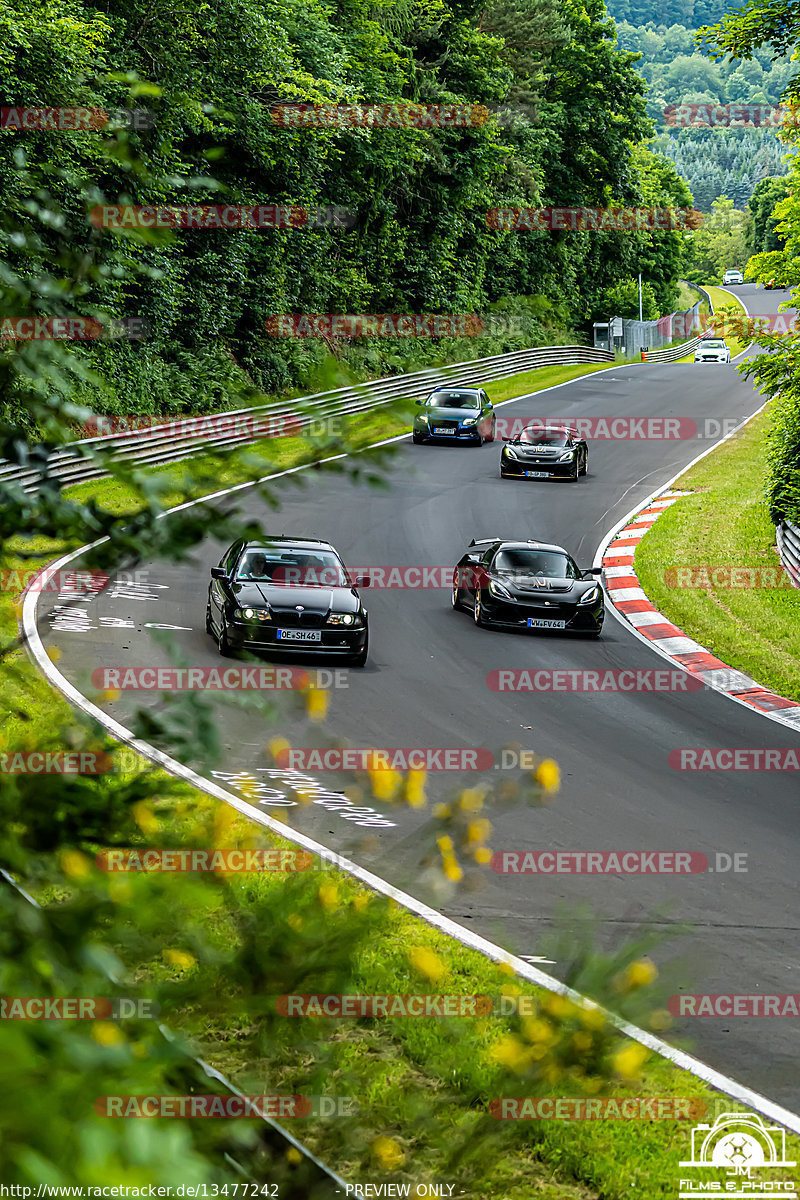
[217,619,232,657]
[451,577,461,609]
[205,604,214,635]
[473,591,488,627]
[568,457,579,481]
[486,419,496,443]
[579,450,587,476]
[349,634,369,668]
[412,432,425,445]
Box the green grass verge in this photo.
[8,351,799,1195]
[635,402,800,702]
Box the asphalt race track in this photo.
[33,283,800,1109]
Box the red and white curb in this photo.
[602,491,800,731]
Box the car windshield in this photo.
[700,341,725,348]
[518,429,569,446]
[426,392,480,409]
[235,547,348,586]
[493,549,580,579]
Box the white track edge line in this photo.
[21,350,800,1133]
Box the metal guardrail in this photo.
[0,868,364,1198]
[777,520,800,589]
[1,345,612,495]
[691,284,715,315]
[643,335,704,363]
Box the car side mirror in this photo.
[210,566,227,580]
[502,437,511,443]
[415,399,424,406]
[354,575,371,588]
[583,566,602,576]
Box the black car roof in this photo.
[240,537,336,551]
[428,386,482,394]
[469,537,571,555]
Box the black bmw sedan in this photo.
[206,537,369,665]
[452,538,604,635]
[500,423,587,480]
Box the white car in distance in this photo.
[694,338,731,364]
[722,269,744,285]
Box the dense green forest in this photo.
[1,0,697,418]
[613,20,792,209]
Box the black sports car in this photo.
[412,387,496,445]
[452,538,604,635]
[500,423,587,480]
[206,537,370,665]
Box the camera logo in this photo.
[680,1112,795,1174]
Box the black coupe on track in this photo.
[452,537,604,635]
[206,537,370,665]
[500,423,588,480]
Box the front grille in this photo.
[430,422,459,431]
[271,609,326,628]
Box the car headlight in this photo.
[578,584,600,605]
[236,606,270,620]
[503,445,518,459]
[416,412,429,423]
[488,579,513,600]
[461,416,478,425]
[327,612,361,626]
[558,450,574,461]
